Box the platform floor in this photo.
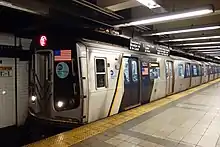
[27,79,220,147]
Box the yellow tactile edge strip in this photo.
[26,79,220,147]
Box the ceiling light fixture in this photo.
[195,49,220,52]
[144,26,220,36]
[182,46,220,49]
[174,41,220,46]
[200,51,220,53]
[136,0,161,9]
[160,35,220,42]
[201,51,220,54]
[115,6,213,27]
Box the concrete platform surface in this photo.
[27,79,220,147]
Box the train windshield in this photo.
[33,51,53,107]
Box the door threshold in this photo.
[125,103,141,111]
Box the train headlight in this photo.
[2,90,6,95]
[31,96,37,102]
[57,101,64,108]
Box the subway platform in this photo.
[28,79,220,147]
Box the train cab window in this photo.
[192,65,198,76]
[178,64,184,77]
[149,63,160,79]
[95,58,107,88]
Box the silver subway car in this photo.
[29,35,220,125]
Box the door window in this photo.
[210,66,213,74]
[149,63,160,79]
[185,63,190,77]
[165,62,169,78]
[169,62,173,77]
[95,58,107,88]
[178,64,184,77]
[131,60,138,82]
[192,65,198,76]
[124,58,130,83]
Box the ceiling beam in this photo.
[104,0,141,11]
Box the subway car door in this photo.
[120,57,140,111]
[166,61,174,95]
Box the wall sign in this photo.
[0,66,12,77]
[56,62,69,79]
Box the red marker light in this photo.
[40,35,47,47]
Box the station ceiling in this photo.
[1,0,220,60]
[97,0,220,59]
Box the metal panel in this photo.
[0,58,16,128]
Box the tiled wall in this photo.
[17,60,29,126]
[0,58,29,127]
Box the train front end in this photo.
[29,35,83,125]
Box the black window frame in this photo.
[95,58,108,89]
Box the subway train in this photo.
[29,32,220,125]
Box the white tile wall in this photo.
[17,60,29,126]
[0,58,29,128]
[0,58,16,128]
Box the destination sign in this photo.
[130,40,141,51]
[129,39,170,56]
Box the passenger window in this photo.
[201,66,205,76]
[178,64,184,77]
[124,58,130,83]
[198,65,201,76]
[95,58,107,88]
[192,65,198,76]
[149,63,160,79]
[185,63,190,78]
[131,60,138,82]
[165,62,168,77]
[210,67,213,74]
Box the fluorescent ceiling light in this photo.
[144,26,220,36]
[136,0,161,9]
[118,34,131,39]
[200,50,220,53]
[196,49,220,52]
[201,51,220,54]
[160,35,220,42]
[174,41,220,46]
[183,46,220,49]
[115,6,213,27]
